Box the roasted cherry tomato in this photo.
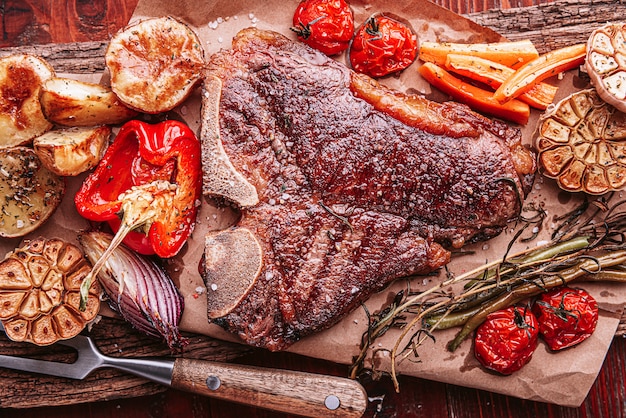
[474,305,538,375]
[349,13,418,78]
[533,286,598,351]
[290,0,354,56]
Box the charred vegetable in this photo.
[418,39,539,69]
[586,22,626,112]
[493,43,586,104]
[74,119,202,309]
[291,0,354,56]
[0,54,54,148]
[78,230,186,352]
[349,13,418,78]
[33,125,111,177]
[535,89,626,195]
[39,77,138,127]
[473,305,539,375]
[0,238,101,346]
[350,195,626,390]
[533,286,598,351]
[106,16,205,114]
[0,147,65,238]
[419,62,530,125]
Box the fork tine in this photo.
[0,353,90,380]
[0,322,103,380]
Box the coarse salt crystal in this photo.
[210,283,218,291]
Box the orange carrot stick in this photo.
[419,62,530,125]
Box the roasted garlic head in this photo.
[535,89,626,195]
[586,22,626,113]
[0,238,101,345]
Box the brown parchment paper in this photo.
[2,0,624,408]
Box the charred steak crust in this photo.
[201,28,536,351]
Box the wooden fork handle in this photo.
[170,357,367,417]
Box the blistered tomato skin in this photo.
[291,0,354,56]
[474,305,539,375]
[349,13,418,78]
[533,287,598,351]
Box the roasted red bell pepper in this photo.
[75,119,202,259]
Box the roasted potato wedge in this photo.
[0,147,65,237]
[33,125,111,176]
[105,16,205,114]
[0,54,54,148]
[39,77,138,126]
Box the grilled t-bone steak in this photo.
[200,28,536,351]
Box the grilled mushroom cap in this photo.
[0,238,101,345]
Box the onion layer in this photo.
[78,230,186,351]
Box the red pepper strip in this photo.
[75,119,202,310]
[75,119,202,258]
[418,62,530,125]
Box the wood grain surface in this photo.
[2,1,626,417]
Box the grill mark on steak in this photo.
[200,28,536,351]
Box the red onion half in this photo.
[78,230,186,352]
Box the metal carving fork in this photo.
[0,324,367,417]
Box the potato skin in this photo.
[0,147,65,237]
[33,125,111,176]
[39,77,138,126]
[105,16,205,114]
[0,54,55,148]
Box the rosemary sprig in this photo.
[350,195,626,391]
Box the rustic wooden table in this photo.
[2,0,626,417]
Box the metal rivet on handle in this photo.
[324,395,340,410]
[206,375,221,391]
